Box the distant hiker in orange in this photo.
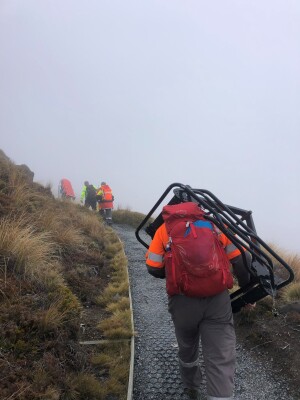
[80,181,97,210]
[96,181,114,224]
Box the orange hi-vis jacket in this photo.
[97,184,114,210]
[145,223,242,270]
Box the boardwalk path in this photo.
[113,224,294,400]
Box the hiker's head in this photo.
[84,181,89,186]
[101,181,106,185]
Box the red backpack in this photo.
[162,202,233,297]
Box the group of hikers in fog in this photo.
[58,178,114,224]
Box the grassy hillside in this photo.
[0,150,132,400]
[112,208,149,229]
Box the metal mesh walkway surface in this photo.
[113,224,295,400]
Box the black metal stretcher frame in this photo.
[135,183,294,313]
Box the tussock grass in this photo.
[7,169,52,213]
[110,252,128,271]
[34,208,85,252]
[281,282,300,302]
[40,386,61,400]
[98,309,132,339]
[76,211,106,239]
[95,242,133,340]
[40,289,81,334]
[91,341,131,400]
[283,253,300,281]
[0,149,133,400]
[266,243,300,277]
[96,252,129,306]
[112,208,151,228]
[97,280,129,306]
[264,243,300,300]
[102,241,123,259]
[0,215,60,285]
[64,373,104,400]
[106,297,130,312]
[54,226,84,250]
[34,202,85,253]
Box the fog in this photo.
[1,0,299,253]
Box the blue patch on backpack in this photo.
[184,220,213,237]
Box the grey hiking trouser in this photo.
[168,290,236,399]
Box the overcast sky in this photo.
[0,0,299,253]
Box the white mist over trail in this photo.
[1,0,299,253]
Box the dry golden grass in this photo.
[96,251,129,306]
[106,297,130,312]
[98,309,132,339]
[95,237,133,340]
[266,243,299,274]
[34,208,85,251]
[40,288,81,333]
[103,229,123,247]
[102,241,123,260]
[64,373,104,400]
[7,168,51,213]
[265,243,300,300]
[110,252,128,271]
[0,215,60,285]
[0,151,133,400]
[281,282,300,302]
[283,253,300,281]
[54,208,105,260]
[76,211,106,239]
[112,208,151,228]
[54,226,84,250]
[97,281,129,306]
[91,341,131,400]
[40,386,60,400]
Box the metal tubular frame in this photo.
[135,183,294,313]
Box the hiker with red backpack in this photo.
[59,178,75,200]
[145,201,252,400]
